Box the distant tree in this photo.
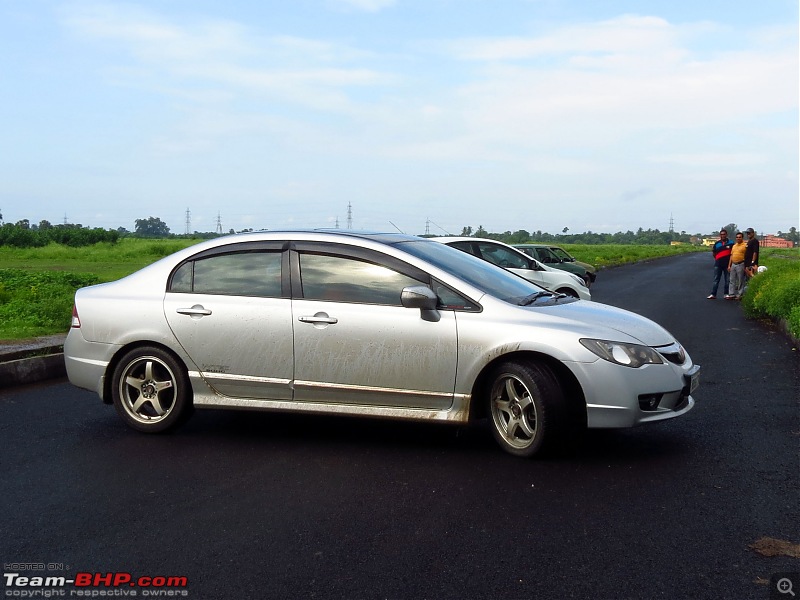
[723,223,738,235]
[39,219,52,230]
[562,227,569,234]
[460,226,473,236]
[474,225,487,237]
[135,217,171,238]
[16,219,30,229]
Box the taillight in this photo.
[71,305,81,328]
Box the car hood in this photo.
[526,300,676,346]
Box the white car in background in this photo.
[431,237,591,300]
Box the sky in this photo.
[1,0,798,237]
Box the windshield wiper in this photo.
[518,291,554,306]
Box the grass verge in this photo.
[741,248,800,341]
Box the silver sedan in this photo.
[65,230,700,457]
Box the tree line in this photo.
[0,216,222,248]
[455,224,799,246]
[0,210,797,248]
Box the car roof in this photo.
[246,229,422,245]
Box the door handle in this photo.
[298,313,338,325]
[176,305,212,317]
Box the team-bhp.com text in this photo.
[4,573,188,597]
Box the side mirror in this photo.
[401,285,441,322]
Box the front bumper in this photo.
[569,359,700,429]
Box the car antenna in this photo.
[389,221,405,233]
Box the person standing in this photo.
[744,228,760,279]
[708,228,733,299]
[726,231,747,299]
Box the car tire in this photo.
[111,346,193,433]
[487,360,566,457]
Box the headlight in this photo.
[580,339,665,368]
[570,274,587,287]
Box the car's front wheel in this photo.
[487,360,566,457]
[111,346,193,433]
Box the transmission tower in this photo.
[335,216,340,229]
[347,203,353,229]
[669,213,674,234]
[185,208,191,235]
[425,219,430,236]
[216,212,223,234]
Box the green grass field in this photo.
[0,239,200,339]
[1,239,795,340]
[556,242,703,268]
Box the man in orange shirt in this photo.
[726,231,747,299]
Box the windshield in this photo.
[398,239,546,303]
[550,247,573,261]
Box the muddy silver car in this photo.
[65,230,699,457]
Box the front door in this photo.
[291,247,458,409]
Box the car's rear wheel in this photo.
[487,360,565,457]
[112,346,192,433]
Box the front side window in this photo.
[551,247,573,261]
[476,243,529,269]
[169,252,282,297]
[299,253,421,305]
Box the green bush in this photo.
[0,269,102,338]
[742,251,800,339]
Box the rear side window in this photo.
[169,252,282,297]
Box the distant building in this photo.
[760,234,794,248]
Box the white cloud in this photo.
[39,3,796,234]
[647,153,768,167]
[328,0,397,13]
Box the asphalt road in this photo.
[1,252,798,600]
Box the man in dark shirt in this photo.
[708,228,733,299]
[744,228,760,278]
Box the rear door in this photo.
[164,242,294,400]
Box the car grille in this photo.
[656,342,686,365]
